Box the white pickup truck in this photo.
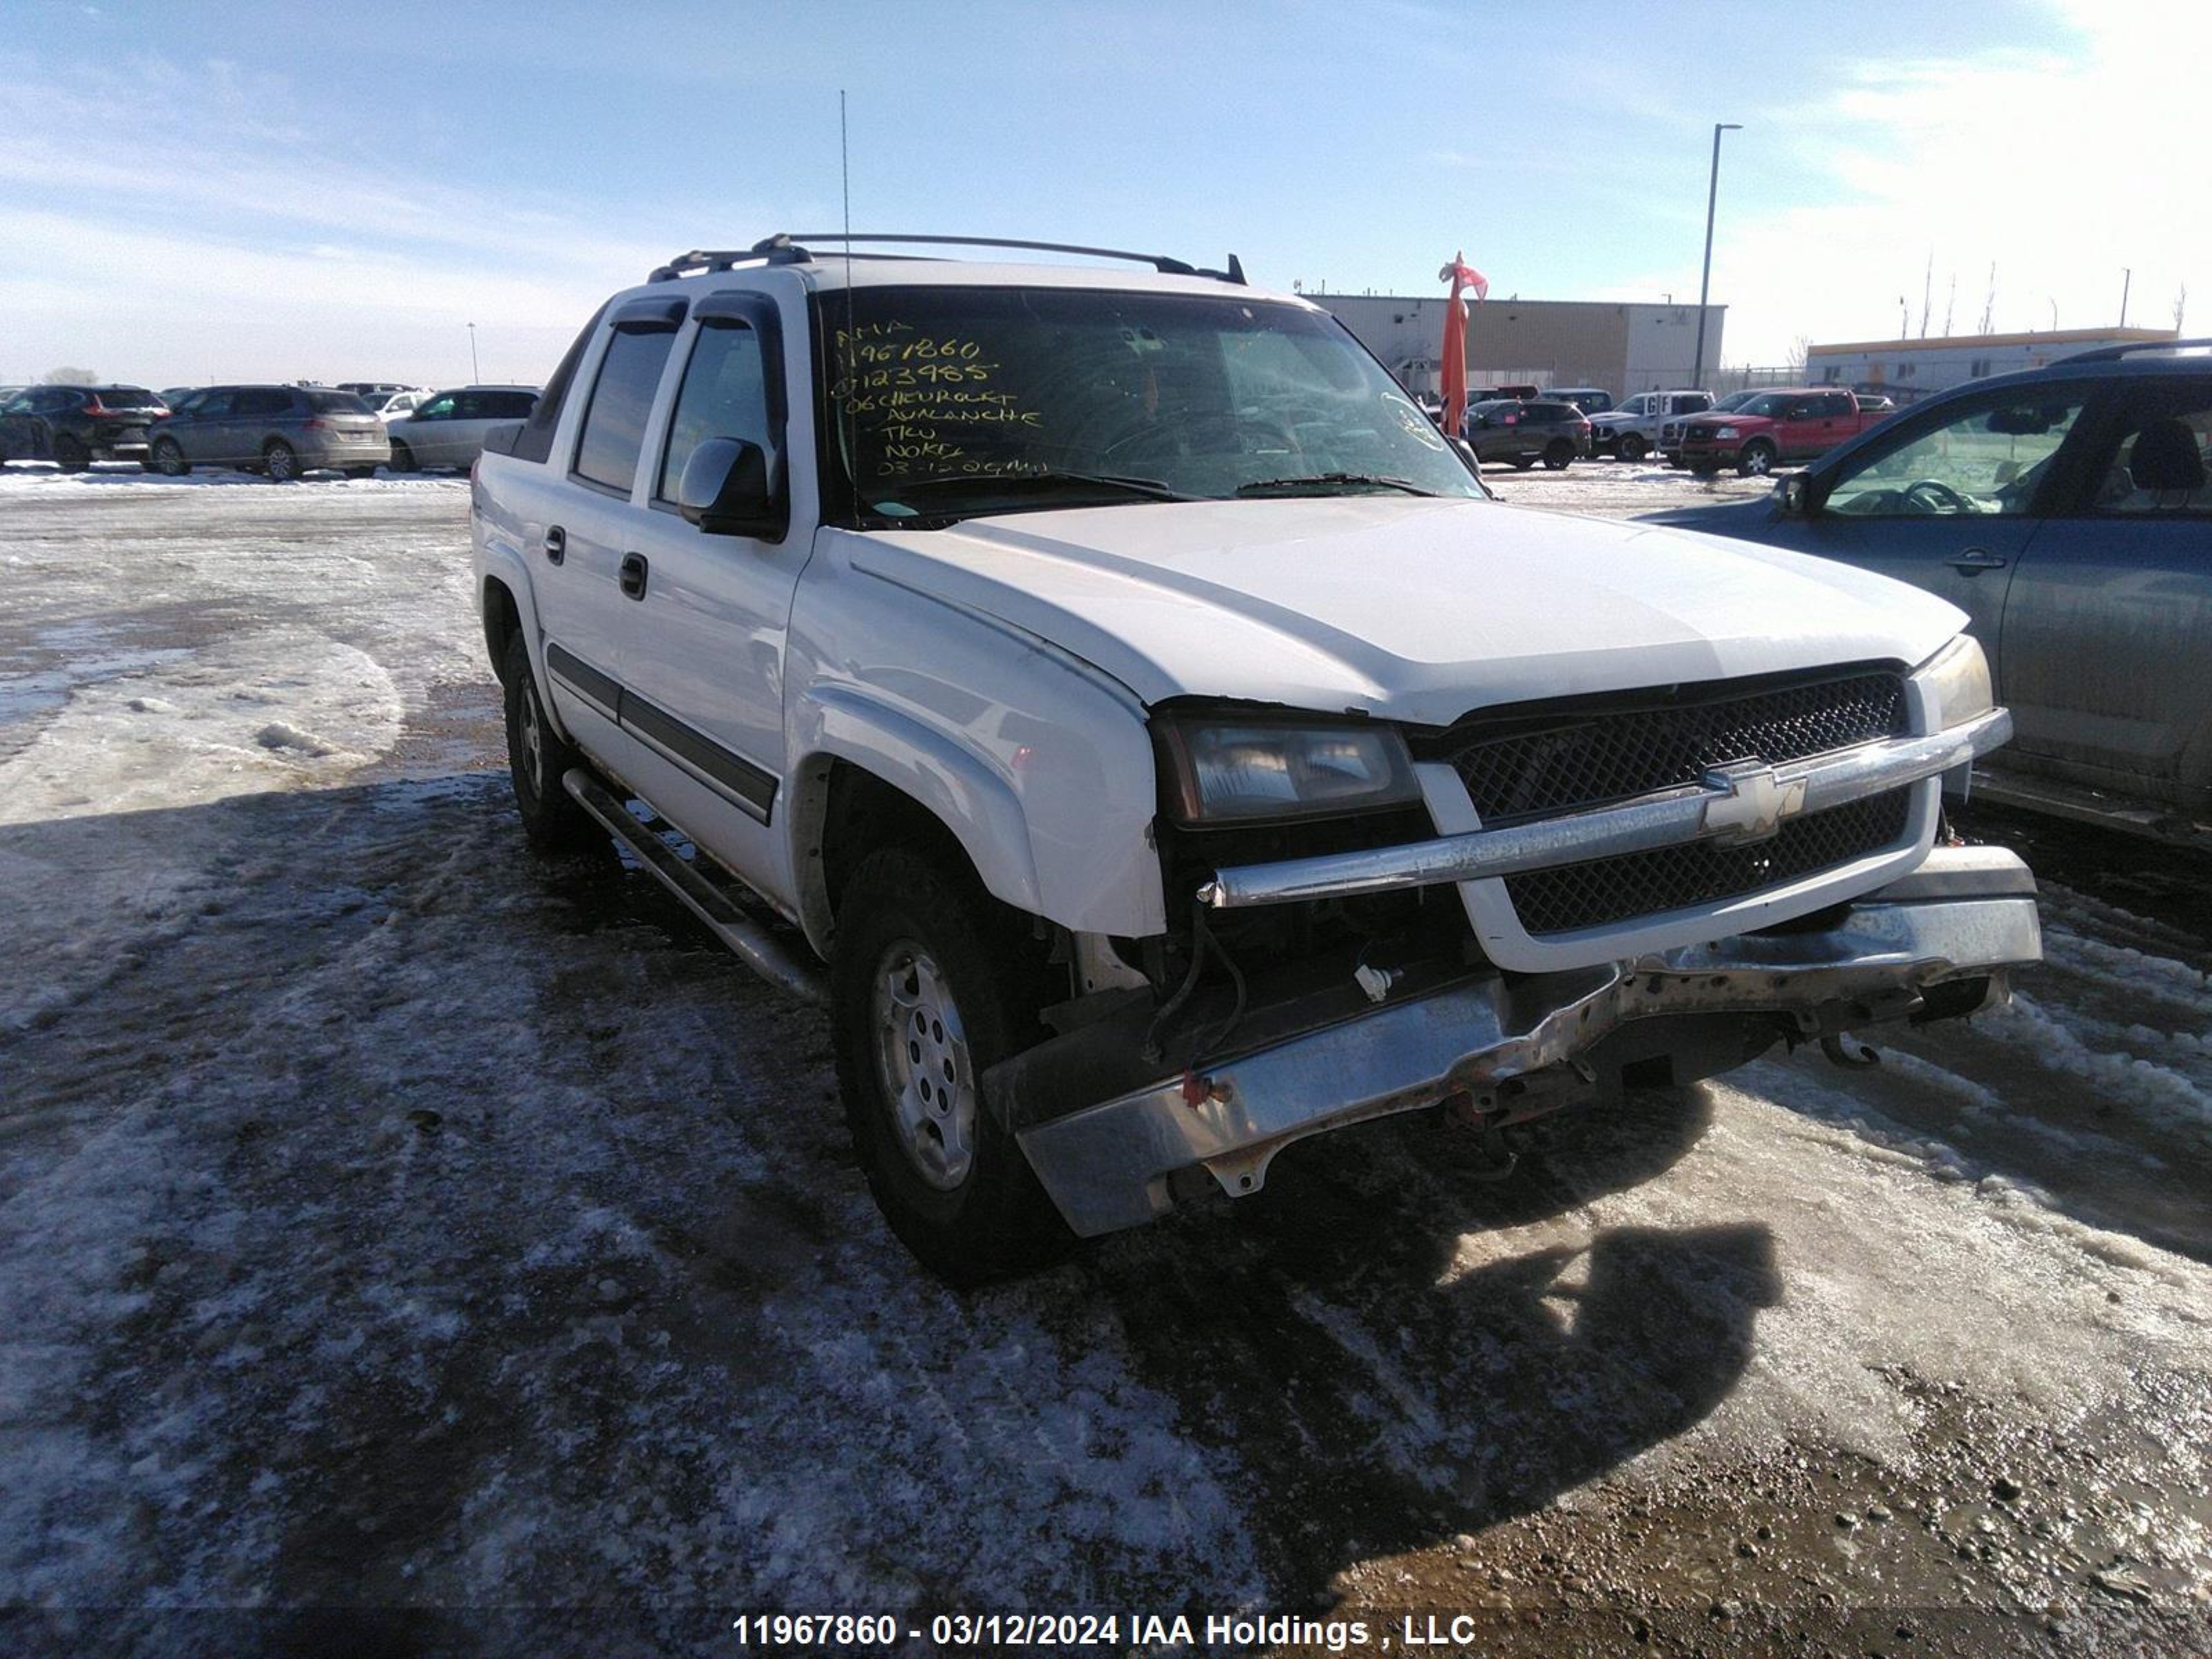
[471,234,2039,1284]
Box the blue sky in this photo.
[1,0,2199,388]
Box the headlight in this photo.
[1156,717,1420,824]
[1913,634,1994,730]
[1713,424,1740,440]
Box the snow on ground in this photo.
[2,463,2210,1652]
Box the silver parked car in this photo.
[384,385,539,473]
[147,385,391,480]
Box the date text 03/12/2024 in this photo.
[731,1611,1524,1650]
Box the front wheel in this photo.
[500,631,599,854]
[1618,433,1649,463]
[387,439,416,473]
[833,847,1074,1286]
[151,438,190,476]
[1736,440,1777,478]
[1543,440,1574,470]
[263,440,299,482]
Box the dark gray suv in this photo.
[1463,398,1591,469]
[1642,339,2212,832]
[147,385,391,480]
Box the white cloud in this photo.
[1698,1,2209,363]
[0,51,749,385]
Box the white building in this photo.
[1806,327,2181,404]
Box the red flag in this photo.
[1438,251,1488,435]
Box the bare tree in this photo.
[1944,272,1956,337]
[1919,252,1933,339]
[44,366,97,386]
[1788,335,1812,376]
[1978,263,1997,335]
[2177,282,2190,333]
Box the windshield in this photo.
[823,285,1485,522]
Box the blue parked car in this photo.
[1642,340,2212,834]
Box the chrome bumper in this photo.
[1017,845,2040,1237]
[1197,708,2012,910]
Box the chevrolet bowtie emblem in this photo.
[1700,760,1807,844]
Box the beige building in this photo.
[1308,293,1727,402]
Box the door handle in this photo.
[1946,547,2007,574]
[618,552,648,600]
[543,525,565,565]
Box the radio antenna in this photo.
[838,89,858,496]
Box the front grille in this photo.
[1445,669,1907,827]
[1431,667,1916,937]
[1507,788,1913,935]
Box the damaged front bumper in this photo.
[1003,845,2040,1237]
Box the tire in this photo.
[832,846,1074,1286]
[53,434,88,473]
[500,631,600,854]
[151,438,190,477]
[1619,433,1649,463]
[1736,440,1777,478]
[388,439,416,474]
[262,439,299,482]
[1690,461,1723,478]
[1542,440,1573,470]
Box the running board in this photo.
[561,768,827,1004]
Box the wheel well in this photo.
[482,577,523,684]
[815,761,975,928]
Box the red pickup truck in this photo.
[1677,388,1889,477]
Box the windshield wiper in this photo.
[872,470,1194,510]
[1234,472,1436,498]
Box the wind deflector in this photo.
[612,295,688,333]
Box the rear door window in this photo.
[2079,388,2212,516]
[574,328,678,495]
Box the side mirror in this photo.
[1775,474,1810,515]
[1449,435,1479,467]
[679,437,783,538]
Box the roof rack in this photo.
[648,234,1246,285]
[2054,335,2212,365]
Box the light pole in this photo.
[467,322,480,382]
[2120,268,2131,327]
[1691,122,1741,391]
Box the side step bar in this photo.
[561,768,827,1004]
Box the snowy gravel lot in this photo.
[3,461,2210,1656]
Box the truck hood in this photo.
[847,498,1966,727]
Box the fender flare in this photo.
[788,685,1044,950]
[477,543,575,744]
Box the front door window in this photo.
[1824,393,2083,518]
